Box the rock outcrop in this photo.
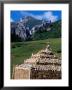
[11,16,51,41]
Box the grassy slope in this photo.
[33,20,61,40]
[11,38,61,78]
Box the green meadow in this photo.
[11,38,61,78]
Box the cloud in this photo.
[33,15,43,20]
[21,11,32,17]
[43,12,58,22]
[11,18,14,22]
[21,11,42,20]
[20,11,58,22]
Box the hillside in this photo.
[33,20,61,40]
[11,16,61,42]
[25,16,42,29]
[11,38,61,78]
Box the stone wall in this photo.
[12,64,61,79]
[12,66,30,79]
[30,64,61,79]
[30,69,61,79]
[12,45,61,79]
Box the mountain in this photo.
[11,22,22,42]
[11,16,33,42]
[24,16,42,29]
[32,20,61,40]
[11,16,61,42]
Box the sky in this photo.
[11,11,61,23]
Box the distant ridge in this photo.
[11,16,61,42]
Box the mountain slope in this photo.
[32,20,61,40]
[25,16,42,29]
[11,16,61,42]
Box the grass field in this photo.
[11,38,61,78]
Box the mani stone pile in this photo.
[12,45,61,79]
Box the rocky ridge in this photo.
[11,16,51,41]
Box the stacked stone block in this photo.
[12,45,61,79]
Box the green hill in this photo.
[11,38,61,78]
[32,20,61,40]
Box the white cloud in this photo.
[33,15,43,20]
[10,18,14,22]
[43,12,58,22]
[20,11,58,22]
[21,11,32,17]
[21,11,42,20]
